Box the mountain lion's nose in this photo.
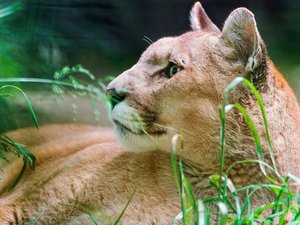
[106,88,127,109]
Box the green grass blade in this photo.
[209,175,237,214]
[182,177,197,223]
[218,77,244,207]
[178,159,188,224]
[230,103,266,174]
[0,85,39,128]
[294,209,300,221]
[288,173,300,185]
[0,149,10,163]
[0,77,104,98]
[289,222,300,225]
[0,0,22,18]
[221,76,278,176]
[241,79,277,172]
[171,134,191,224]
[113,189,136,225]
[225,178,241,220]
[202,196,220,204]
[197,200,205,225]
[88,212,102,225]
[0,136,36,191]
[205,207,210,225]
[75,202,113,224]
[225,77,244,93]
[8,157,27,192]
[240,193,251,218]
[254,202,276,219]
[171,134,181,187]
[218,202,228,225]
[271,176,290,222]
[278,208,289,225]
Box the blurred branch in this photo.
[0,0,22,19]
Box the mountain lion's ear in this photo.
[221,8,267,88]
[190,2,220,33]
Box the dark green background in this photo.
[1,0,300,88]
[0,0,299,132]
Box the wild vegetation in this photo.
[0,65,109,190]
[171,77,300,225]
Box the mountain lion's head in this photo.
[107,2,300,172]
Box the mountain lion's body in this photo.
[0,2,299,224]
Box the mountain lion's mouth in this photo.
[113,120,142,135]
[113,120,167,137]
[111,102,167,137]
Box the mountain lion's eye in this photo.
[162,62,182,78]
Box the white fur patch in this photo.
[111,102,174,152]
[112,102,145,134]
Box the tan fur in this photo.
[0,2,299,224]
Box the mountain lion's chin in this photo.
[113,123,173,152]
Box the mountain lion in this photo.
[0,2,299,224]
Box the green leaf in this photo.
[232,103,265,174]
[224,77,244,93]
[113,189,136,225]
[197,200,205,225]
[74,64,95,80]
[0,136,36,191]
[218,202,228,225]
[0,85,39,128]
[288,173,300,185]
[0,149,10,163]
[254,202,275,218]
[241,79,277,172]
[0,0,22,18]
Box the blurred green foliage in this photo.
[0,0,299,93]
[0,0,25,78]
